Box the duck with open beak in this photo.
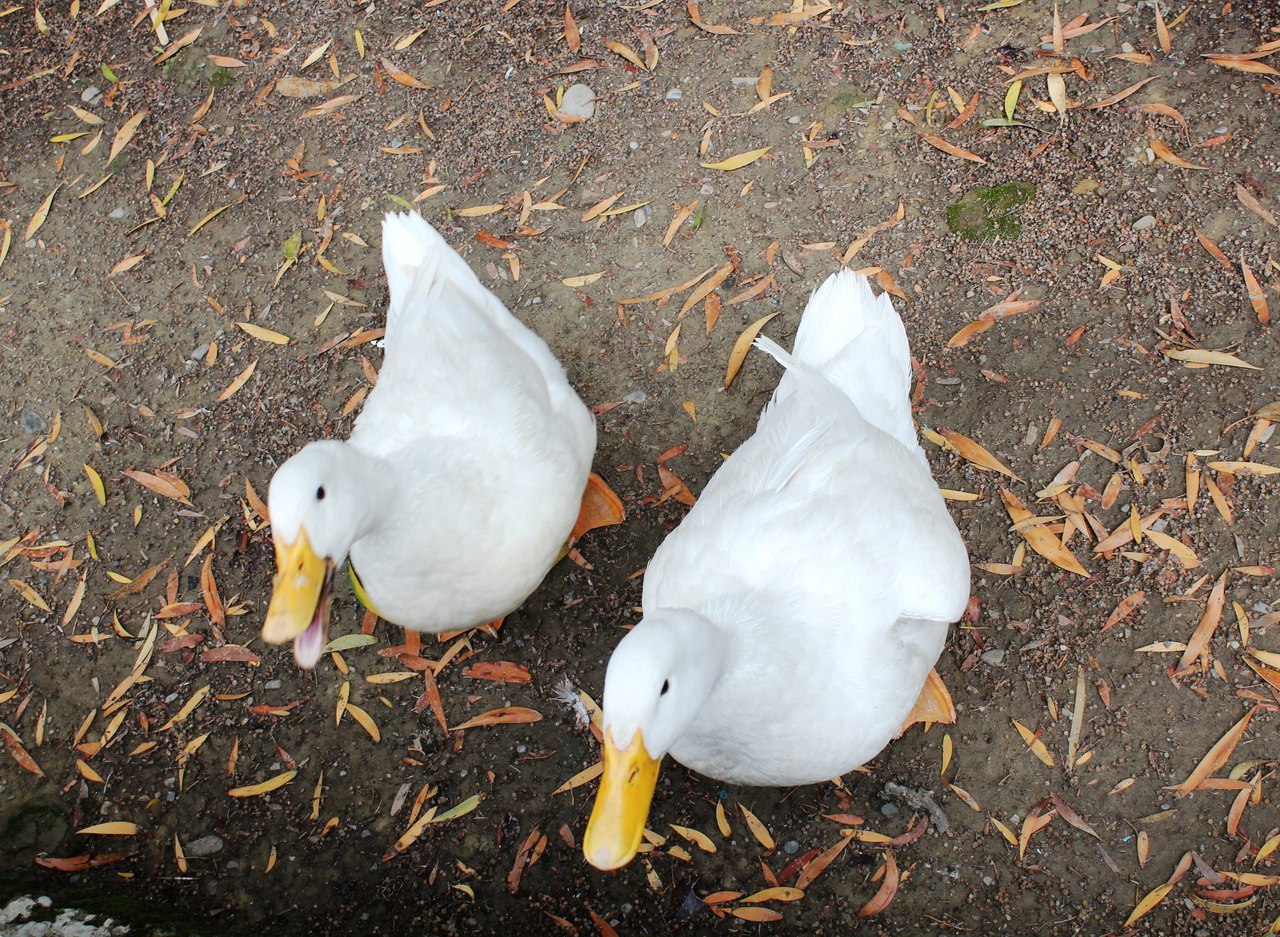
[262,526,336,669]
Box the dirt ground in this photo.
[1,0,1279,933]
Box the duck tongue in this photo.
[293,577,332,669]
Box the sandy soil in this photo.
[1,0,1278,934]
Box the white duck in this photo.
[583,270,970,871]
[262,211,620,668]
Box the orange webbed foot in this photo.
[570,473,625,543]
[897,669,956,738]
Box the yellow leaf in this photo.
[299,39,333,69]
[26,184,61,240]
[228,769,298,798]
[1001,489,1088,577]
[1143,529,1200,569]
[552,760,603,794]
[77,821,140,835]
[561,272,605,288]
[457,203,503,218]
[9,579,51,612]
[604,40,645,69]
[742,886,803,903]
[236,321,291,344]
[107,110,148,165]
[217,360,258,402]
[344,703,381,742]
[700,146,772,171]
[724,312,781,388]
[669,824,717,853]
[1125,883,1174,928]
[1162,348,1261,370]
[84,464,106,505]
[738,803,775,850]
[715,800,731,837]
[1012,719,1055,766]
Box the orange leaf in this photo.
[1125,882,1174,927]
[940,429,1020,479]
[462,661,532,684]
[1240,254,1269,325]
[920,133,987,164]
[451,706,542,732]
[1177,571,1227,670]
[123,469,192,505]
[1150,139,1207,170]
[728,908,782,923]
[795,832,854,889]
[1001,489,1088,577]
[0,722,44,777]
[1168,707,1256,796]
[1101,591,1145,632]
[858,851,899,917]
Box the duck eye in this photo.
[316,486,326,501]
[660,679,670,696]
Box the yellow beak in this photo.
[262,527,329,644]
[583,728,661,871]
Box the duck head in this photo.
[263,441,378,669]
[584,609,724,871]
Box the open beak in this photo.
[262,527,335,669]
[583,728,661,871]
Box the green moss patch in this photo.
[946,182,1036,241]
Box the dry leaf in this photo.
[738,803,775,850]
[451,707,542,732]
[858,851,899,917]
[920,133,987,164]
[1012,719,1055,766]
[938,429,1021,479]
[1150,139,1207,170]
[1161,348,1260,370]
[76,821,139,836]
[1240,254,1269,325]
[1178,572,1227,670]
[237,321,291,344]
[701,147,771,171]
[228,770,297,797]
[1125,882,1174,927]
[26,185,60,241]
[0,722,44,777]
[1169,707,1256,796]
[107,110,147,165]
[724,312,780,388]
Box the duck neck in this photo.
[340,444,400,544]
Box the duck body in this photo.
[342,212,595,630]
[263,212,595,664]
[601,270,970,790]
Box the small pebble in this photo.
[264,679,283,690]
[981,648,1006,666]
[880,802,899,818]
[783,840,799,855]
[186,834,225,857]
[665,88,683,101]
[1133,214,1156,230]
[559,83,596,120]
[623,390,647,404]
[18,407,47,434]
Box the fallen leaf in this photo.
[25,184,60,240]
[738,803,775,850]
[920,133,987,164]
[1150,139,1207,170]
[0,722,44,777]
[462,661,532,684]
[1240,254,1269,325]
[1102,591,1145,632]
[858,851,899,917]
[451,707,542,732]
[76,821,139,835]
[228,770,297,798]
[107,110,147,165]
[1163,347,1261,369]
[939,429,1020,479]
[1012,719,1056,766]
[1169,707,1256,796]
[724,312,781,388]
[1178,572,1227,670]
[700,147,772,171]
[236,321,291,344]
[1125,883,1174,927]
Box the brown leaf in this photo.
[858,851,899,917]
[564,3,580,52]
[200,553,225,628]
[198,645,258,665]
[1085,77,1155,109]
[105,559,170,600]
[1150,139,1207,170]
[724,312,781,388]
[1204,54,1280,76]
